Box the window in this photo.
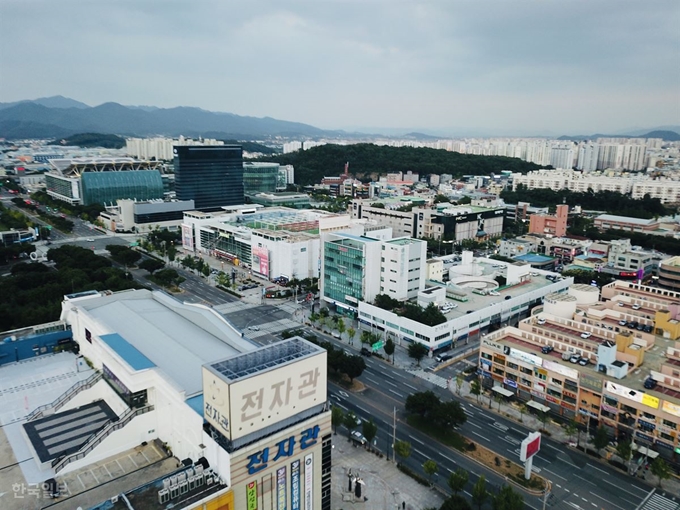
[85,328,92,344]
[663,419,676,430]
[551,378,562,386]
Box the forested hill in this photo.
[263,143,547,186]
[48,133,126,149]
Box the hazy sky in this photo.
[1,0,678,135]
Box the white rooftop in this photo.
[69,290,256,395]
[595,214,657,226]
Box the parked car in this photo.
[537,318,546,325]
[350,430,367,445]
[541,346,554,354]
[643,325,653,333]
[562,351,573,361]
[617,302,625,307]
[618,320,627,326]
[436,353,453,363]
[644,378,657,389]
[632,304,641,310]
[580,332,592,339]
[248,325,260,331]
[578,357,590,366]
[489,291,500,296]
[360,347,372,357]
[569,354,581,364]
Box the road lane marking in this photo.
[386,380,398,388]
[412,437,425,446]
[471,431,490,442]
[585,463,609,475]
[388,389,404,397]
[439,453,456,463]
[600,479,643,499]
[588,493,625,510]
[404,383,417,391]
[413,448,426,457]
[544,468,567,481]
[543,443,560,451]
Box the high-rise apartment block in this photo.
[174,145,244,210]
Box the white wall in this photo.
[59,379,128,416]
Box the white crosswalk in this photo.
[639,492,680,510]
[407,369,449,388]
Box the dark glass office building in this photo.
[173,145,244,210]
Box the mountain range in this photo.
[0,97,334,140]
[0,96,678,141]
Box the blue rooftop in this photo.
[185,394,204,417]
[514,253,555,263]
[100,333,156,371]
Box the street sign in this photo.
[371,340,385,351]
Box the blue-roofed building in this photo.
[513,252,557,271]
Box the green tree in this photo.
[616,440,633,471]
[343,412,360,435]
[423,459,438,485]
[470,379,482,403]
[431,401,467,429]
[384,337,395,363]
[592,426,610,454]
[408,342,429,366]
[447,468,469,495]
[362,419,378,445]
[455,373,464,395]
[341,354,366,382]
[405,391,441,418]
[650,457,671,488]
[336,318,346,338]
[394,440,411,464]
[440,495,472,510]
[564,419,578,445]
[518,403,527,423]
[472,475,488,510]
[492,484,524,510]
[331,406,344,435]
[347,326,356,345]
[138,258,165,275]
[153,268,184,288]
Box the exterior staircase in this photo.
[26,371,103,422]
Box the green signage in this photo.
[371,340,385,351]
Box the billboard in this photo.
[291,459,301,510]
[203,349,327,441]
[277,467,287,510]
[509,348,543,367]
[246,481,258,510]
[605,381,659,409]
[304,454,313,510]
[662,401,680,418]
[252,246,270,278]
[520,431,541,462]
[543,360,578,380]
[182,224,194,251]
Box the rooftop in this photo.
[514,253,556,263]
[596,214,658,226]
[207,337,322,382]
[68,290,256,395]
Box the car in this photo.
[530,272,539,277]
[537,318,546,325]
[580,332,592,339]
[644,325,653,333]
[350,431,367,445]
[360,347,372,356]
[436,353,453,363]
[541,346,554,354]
[211,269,218,275]
[86,238,95,242]
[618,320,627,326]
[617,302,625,307]
[632,304,641,310]
[644,378,657,389]
[331,331,341,338]
[578,357,590,366]
[489,291,500,296]
[569,354,581,364]
[247,325,260,331]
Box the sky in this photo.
[1,0,679,136]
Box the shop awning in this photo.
[492,386,514,397]
[633,444,660,459]
[526,400,550,413]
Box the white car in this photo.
[580,332,592,339]
[632,304,641,310]
[489,291,500,296]
[537,318,546,325]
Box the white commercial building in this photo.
[380,237,428,301]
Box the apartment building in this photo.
[658,256,680,291]
[529,204,568,237]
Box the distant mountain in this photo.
[618,125,680,136]
[558,130,680,142]
[0,98,332,140]
[0,95,90,111]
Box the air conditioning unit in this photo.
[189,476,196,490]
[170,485,179,499]
[162,478,171,490]
[206,476,214,486]
[158,489,169,504]
[110,495,119,503]
[179,481,189,495]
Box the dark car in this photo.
[436,353,453,363]
[644,325,653,333]
[360,347,372,357]
[644,378,657,390]
[636,323,645,331]
[541,346,554,354]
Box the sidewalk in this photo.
[331,433,444,510]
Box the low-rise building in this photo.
[594,214,660,233]
[658,256,680,291]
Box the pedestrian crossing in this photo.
[406,369,449,389]
[638,492,680,510]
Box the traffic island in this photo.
[406,415,547,495]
